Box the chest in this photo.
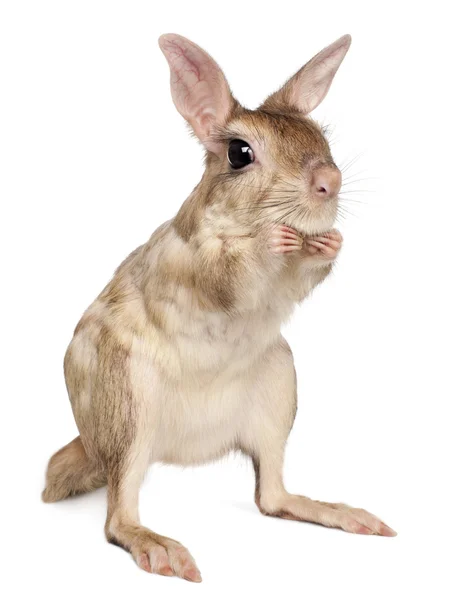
[170,292,294,374]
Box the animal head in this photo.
[159,34,351,237]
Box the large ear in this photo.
[261,35,352,114]
[158,34,237,152]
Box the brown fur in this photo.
[92,325,136,467]
[43,33,395,583]
[42,436,106,502]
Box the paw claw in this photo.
[340,508,396,537]
[380,524,398,537]
[184,568,202,583]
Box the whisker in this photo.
[340,189,375,194]
[337,203,356,218]
[340,198,371,208]
[231,201,293,214]
[341,174,377,185]
[339,152,365,175]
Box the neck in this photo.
[172,167,246,243]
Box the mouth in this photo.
[263,194,338,238]
[293,225,331,238]
[293,198,340,237]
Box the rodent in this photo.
[42,33,396,583]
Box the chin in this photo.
[289,207,338,238]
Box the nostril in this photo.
[311,167,341,200]
[314,179,330,197]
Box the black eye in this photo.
[228,139,254,169]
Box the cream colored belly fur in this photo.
[68,267,296,468]
[42,35,397,585]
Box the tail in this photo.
[42,436,107,503]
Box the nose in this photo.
[311,166,342,201]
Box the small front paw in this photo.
[268,225,303,254]
[304,229,342,260]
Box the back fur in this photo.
[42,33,395,583]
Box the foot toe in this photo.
[148,545,174,576]
[184,567,202,583]
[137,552,152,573]
[379,523,398,537]
[343,507,397,537]
[168,544,202,583]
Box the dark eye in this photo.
[228,139,254,169]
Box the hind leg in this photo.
[104,441,202,582]
[251,447,397,536]
[61,322,201,580]
[42,436,106,503]
[240,338,397,536]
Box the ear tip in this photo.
[158,33,175,49]
[158,33,187,52]
[340,34,352,47]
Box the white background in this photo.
[1,1,468,598]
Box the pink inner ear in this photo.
[159,35,234,147]
[261,35,351,115]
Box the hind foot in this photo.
[108,525,202,582]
